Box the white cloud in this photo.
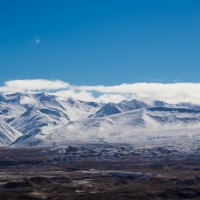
[0,79,69,93]
[53,89,96,102]
[35,39,41,44]
[1,79,200,104]
[96,93,135,103]
[53,90,133,103]
[58,82,200,104]
[20,96,37,105]
[76,83,200,104]
[174,79,181,82]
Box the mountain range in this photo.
[0,92,200,147]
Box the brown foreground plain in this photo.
[0,147,200,200]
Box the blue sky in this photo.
[1,0,200,86]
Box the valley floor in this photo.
[0,147,200,199]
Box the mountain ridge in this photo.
[0,92,200,147]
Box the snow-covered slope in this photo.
[153,100,175,107]
[58,97,103,120]
[0,93,27,122]
[91,103,122,118]
[12,106,200,146]
[91,99,150,118]
[0,120,22,145]
[1,92,200,147]
[118,99,150,111]
[0,92,102,145]
[176,102,200,110]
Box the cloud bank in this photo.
[0,79,69,93]
[0,79,200,104]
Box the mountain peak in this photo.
[92,102,121,118]
[118,99,150,111]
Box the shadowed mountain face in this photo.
[0,93,102,145]
[91,99,150,118]
[91,103,122,118]
[0,92,200,147]
[0,121,22,145]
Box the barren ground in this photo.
[0,147,200,199]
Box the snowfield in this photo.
[0,92,199,149]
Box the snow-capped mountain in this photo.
[0,92,102,146]
[15,106,200,146]
[153,100,174,107]
[176,102,200,110]
[118,99,150,111]
[90,99,150,118]
[0,92,200,147]
[91,103,122,118]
